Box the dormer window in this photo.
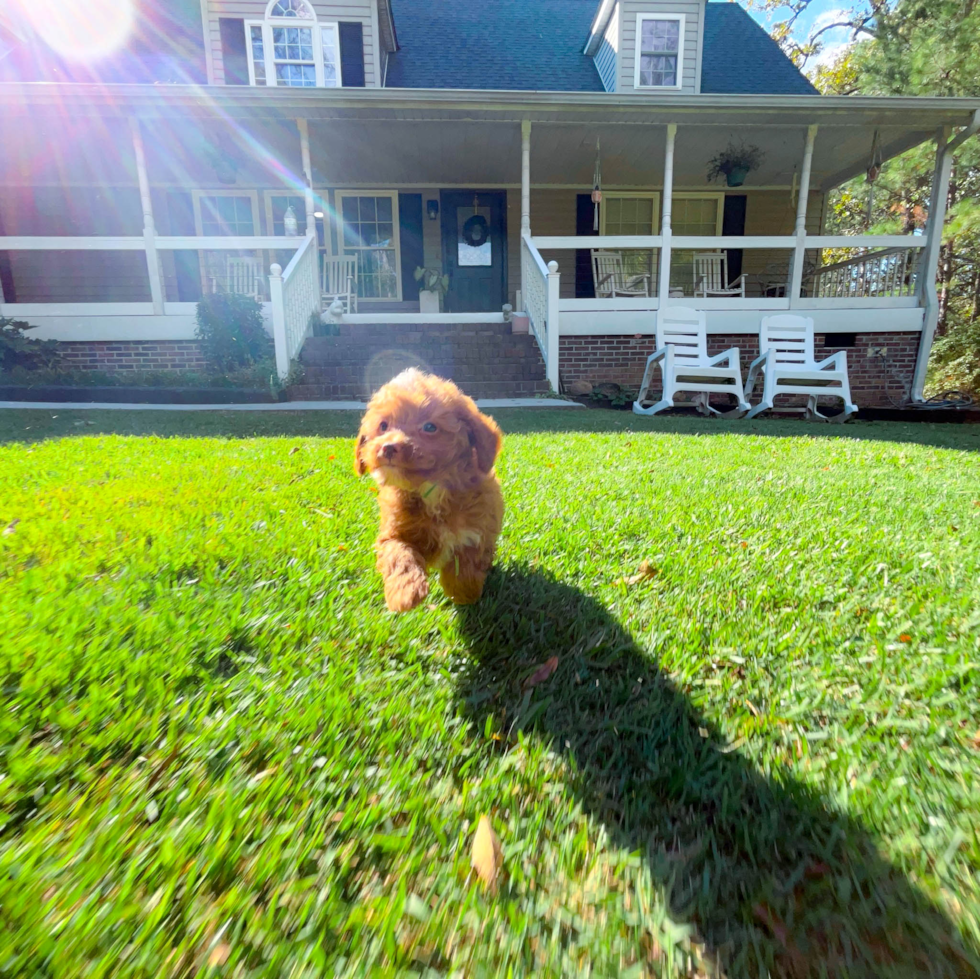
[246,0,341,88]
[634,14,684,89]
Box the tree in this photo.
[750,0,980,395]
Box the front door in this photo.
[440,190,506,313]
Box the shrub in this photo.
[194,294,271,373]
[0,317,61,373]
[927,316,980,398]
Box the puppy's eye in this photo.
[422,422,437,433]
[379,421,388,433]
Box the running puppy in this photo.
[355,369,504,611]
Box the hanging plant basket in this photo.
[707,140,765,187]
[726,166,750,188]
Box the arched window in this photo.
[246,0,341,88]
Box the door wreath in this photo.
[462,214,490,248]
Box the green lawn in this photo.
[1,409,979,977]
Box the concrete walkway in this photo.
[0,398,582,412]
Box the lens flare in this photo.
[25,0,134,62]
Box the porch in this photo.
[0,85,977,404]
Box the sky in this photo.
[743,0,864,69]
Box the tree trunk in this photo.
[971,266,980,322]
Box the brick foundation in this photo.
[58,340,207,373]
[560,332,920,409]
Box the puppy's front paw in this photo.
[384,569,430,612]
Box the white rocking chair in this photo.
[694,251,747,298]
[322,254,358,314]
[633,306,750,418]
[744,314,858,423]
[216,256,264,300]
[592,250,651,298]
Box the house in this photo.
[1,0,978,404]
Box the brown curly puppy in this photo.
[355,368,504,612]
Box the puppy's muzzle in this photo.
[381,441,412,462]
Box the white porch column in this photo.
[297,118,316,236]
[546,259,560,391]
[130,117,165,315]
[657,123,677,307]
[789,124,818,308]
[268,262,290,380]
[911,128,954,401]
[519,119,531,310]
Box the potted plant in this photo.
[706,140,765,187]
[414,266,449,314]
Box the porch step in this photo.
[288,322,549,401]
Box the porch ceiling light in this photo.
[314,210,324,218]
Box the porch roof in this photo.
[1,83,978,192]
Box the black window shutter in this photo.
[339,22,365,87]
[399,194,424,302]
[722,195,747,284]
[575,194,596,298]
[219,18,250,85]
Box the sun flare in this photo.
[23,0,134,62]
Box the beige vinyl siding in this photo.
[619,1,702,94]
[206,0,377,87]
[740,189,824,288]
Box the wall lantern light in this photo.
[426,199,439,221]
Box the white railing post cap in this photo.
[270,263,283,276]
[548,260,559,273]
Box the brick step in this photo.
[292,321,548,401]
[287,378,550,402]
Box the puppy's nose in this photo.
[382,442,398,460]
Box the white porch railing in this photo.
[521,234,560,390]
[268,233,320,382]
[808,245,920,299]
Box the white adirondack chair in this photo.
[217,256,264,300]
[322,254,358,313]
[693,251,747,298]
[592,250,651,298]
[744,314,858,422]
[633,306,750,418]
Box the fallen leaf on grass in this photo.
[899,633,912,643]
[613,560,658,586]
[970,730,980,750]
[524,655,558,689]
[208,943,231,967]
[470,815,503,891]
[2,519,19,536]
[289,446,300,456]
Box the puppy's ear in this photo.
[354,434,367,476]
[464,405,502,473]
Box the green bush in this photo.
[0,359,277,390]
[0,317,61,373]
[927,316,980,398]
[194,294,271,373]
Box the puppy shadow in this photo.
[455,567,977,977]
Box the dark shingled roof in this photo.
[386,0,817,96]
[701,3,818,95]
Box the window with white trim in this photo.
[600,193,661,292]
[669,193,724,292]
[335,192,401,300]
[246,0,341,88]
[634,14,684,89]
